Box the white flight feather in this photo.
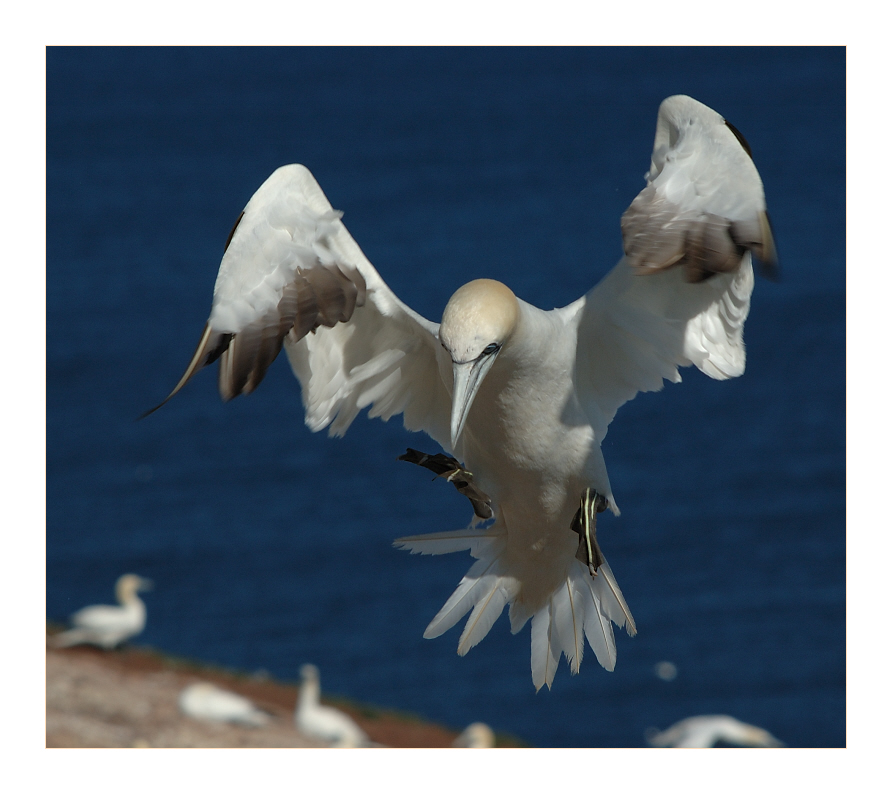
[570,259,754,444]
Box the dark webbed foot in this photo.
[398,448,494,520]
[571,488,609,577]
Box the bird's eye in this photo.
[483,343,500,356]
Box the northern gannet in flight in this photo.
[178,682,270,727]
[51,573,152,650]
[149,95,775,691]
[646,715,785,748]
[294,664,370,747]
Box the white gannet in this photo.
[149,95,776,690]
[51,573,152,649]
[294,663,369,747]
[452,722,496,748]
[646,715,785,748]
[178,682,270,727]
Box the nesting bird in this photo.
[646,715,784,748]
[294,664,369,747]
[149,95,775,690]
[51,573,152,649]
[178,682,270,727]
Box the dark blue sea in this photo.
[46,47,845,748]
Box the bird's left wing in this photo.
[152,164,453,449]
[568,95,776,442]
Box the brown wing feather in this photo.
[143,258,368,416]
[212,262,368,401]
[621,187,777,284]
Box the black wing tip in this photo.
[724,118,753,159]
[137,325,233,420]
[136,400,167,421]
[757,258,781,282]
[755,211,780,282]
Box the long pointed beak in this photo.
[450,354,498,450]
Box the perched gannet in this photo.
[294,664,369,747]
[452,722,496,748]
[646,715,785,748]
[150,95,775,690]
[51,573,152,649]
[178,682,270,727]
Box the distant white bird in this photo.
[294,664,369,747]
[51,573,152,649]
[452,722,496,748]
[150,95,775,691]
[178,682,270,727]
[646,715,784,748]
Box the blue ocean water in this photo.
[46,47,845,748]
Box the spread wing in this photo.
[569,95,776,442]
[151,164,453,449]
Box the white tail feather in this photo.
[397,530,635,689]
[552,576,586,674]
[457,576,510,655]
[583,565,618,671]
[394,529,501,558]
[597,561,637,635]
[423,556,498,639]
[530,603,561,691]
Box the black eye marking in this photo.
[724,119,753,160]
[482,343,500,356]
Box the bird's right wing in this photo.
[152,164,453,449]
[568,95,775,443]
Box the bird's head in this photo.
[439,279,518,449]
[116,574,153,601]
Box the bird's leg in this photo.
[571,488,608,577]
[398,448,494,520]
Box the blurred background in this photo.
[46,46,845,748]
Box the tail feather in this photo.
[398,529,635,689]
[597,561,638,636]
[457,576,511,656]
[582,566,618,671]
[423,556,498,639]
[394,529,501,558]
[552,575,586,674]
[530,601,561,691]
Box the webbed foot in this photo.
[398,448,494,520]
